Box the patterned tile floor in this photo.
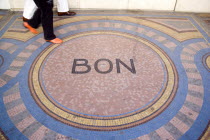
[0,10,210,140]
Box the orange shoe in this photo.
[46,38,63,44]
[23,22,38,34]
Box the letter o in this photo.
[94,59,113,74]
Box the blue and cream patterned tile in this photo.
[0,10,209,140]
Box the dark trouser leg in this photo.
[27,8,41,28]
[40,6,56,40]
[28,0,56,40]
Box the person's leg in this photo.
[40,5,56,40]
[26,0,55,40]
[57,0,69,12]
[24,0,62,43]
[23,0,37,20]
[57,0,76,16]
[27,8,41,28]
[23,8,40,34]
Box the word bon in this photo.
[72,59,136,74]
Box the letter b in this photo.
[72,59,91,74]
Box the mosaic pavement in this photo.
[0,10,210,140]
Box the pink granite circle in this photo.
[41,34,165,116]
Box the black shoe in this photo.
[57,11,76,16]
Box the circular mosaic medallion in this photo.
[29,31,178,131]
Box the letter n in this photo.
[116,59,136,74]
